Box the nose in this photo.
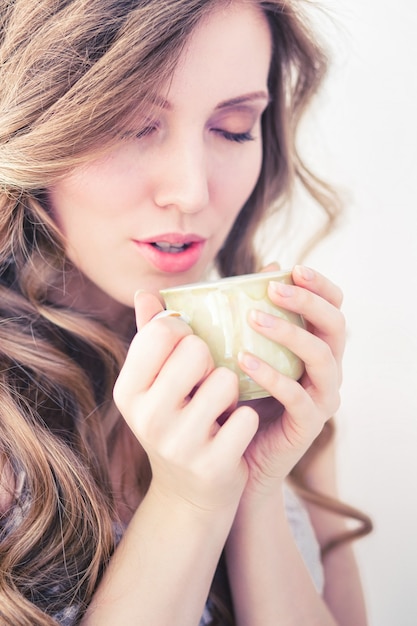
[152,136,210,214]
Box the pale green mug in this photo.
[159,270,305,400]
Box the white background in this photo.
[264,1,417,624]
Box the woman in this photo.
[0,0,371,624]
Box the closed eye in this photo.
[135,124,159,139]
[213,129,255,143]
[119,122,159,141]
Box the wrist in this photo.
[238,476,287,511]
[145,480,241,531]
[231,481,287,534]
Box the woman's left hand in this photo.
[237,264,345,502]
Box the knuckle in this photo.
[112,376,123,409]
[333,309,346,335]
[213,366,240,398]
[151,317,190,344]
[335,285,344,308]
[182,332,206,350]
[315,340,333,367]
[333,391,342,413]
[283,317,300,340]
[294,285,309,309]
[181,333,214,367]
[112,369,131,414]
[157,437,185,465]
[215,365,239,385]
[326,391,341,418]
[284,380,304,406]
[133,396,166,444]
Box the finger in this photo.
[186,366,240,432]
[119,316,194,396]
[249,311,336,378]
[151,333,216,408]
[266,279,346,363]
[134,291,165,329]
[292,265,344,309]
[260,261,281,273]
[237,356,325,439]
[214,404,259,458]
[248,308,342,403]
[239,345,340,419]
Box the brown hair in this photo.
[0,0,371,623]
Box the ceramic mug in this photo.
[159,270,305,400]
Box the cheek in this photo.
[46,180,107,263]
[216,146,263,212]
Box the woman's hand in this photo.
[237,265,345,502]
[113,292,259,514]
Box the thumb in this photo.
[134,291,164,329]
[260,261,281,273]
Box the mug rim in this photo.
[159,269,293,294]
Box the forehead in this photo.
[164,2,272,105]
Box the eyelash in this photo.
[135,125,158,139]
[124,126,255,143]
[214,129,255,143]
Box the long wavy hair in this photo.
[0,0,371,624]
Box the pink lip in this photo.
[133,233,206,273]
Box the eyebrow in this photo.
[151,90,270,111]
[215,91,271,110]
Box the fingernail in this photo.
[270,281,294,297]
[250,309,276,328]
[294,265,314,280]
[238,352,260,370]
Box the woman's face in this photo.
[47,2,272,313]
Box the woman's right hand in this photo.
[113,291,259,514]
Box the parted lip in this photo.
[132,233,206,273]
[134,233,206,245]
